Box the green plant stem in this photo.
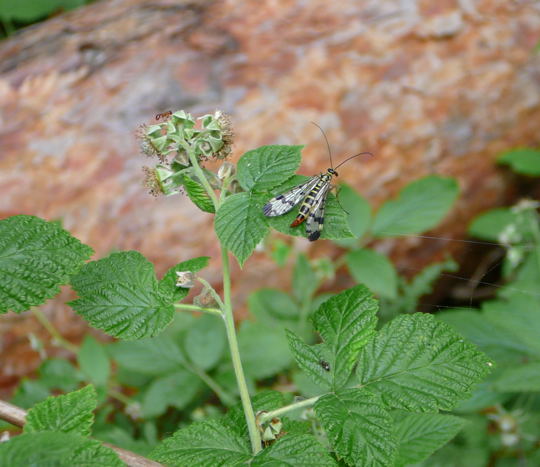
[259,395,320,423]
[221,246,262,453]
[197,277,225,310]
[181,141,261,452]
[182,140,219,207]
[31,309,79,354]
[174,303,221,316]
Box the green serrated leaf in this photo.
[182,175,216,213]
[141,370,202,418]
[237,145,303,191]
[252,434,337,466]
[24,385,97,436]
[371,176,459,237]
[357,313,492,412]
[0,431,122,466]
[287,285,378,390]
[394,413,466,466]
[315,388,396,467]
[69,251,174,340]
[109,335,186,376]
[78,336,110,387]
[293,253,318,304]
[239,321,292,379]
[158,256,210,302]
[215,192,269,266]
[468,208,519,241]
[492,361,540,392]
[0,215,93,314]
[264,176,354,241]
[338,183,372,238]
[346,248,398,299]
[185,314,226,370]
[498,147,540,176]
[150,418,251,466]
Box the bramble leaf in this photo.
[394,413,466,466]
[356,313,492,412]
[371,176,459,237]
[252,434,336,466]
[498,147,540,176]
[287,285,378,390]
[315,388,396,466]
[0,215,93,314]
[182,175,215,213]
[237,145,303,192]
[69,251,174,340]
[215,192,269,266]
[150,418,251,466]
[346,248,398,299]
[0,432,122,466]
[24,385,97,436]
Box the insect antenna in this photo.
[334,151,374,170]
[310,121,334,168]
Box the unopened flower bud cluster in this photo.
[138,110,236,197]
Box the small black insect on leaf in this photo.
[319,359,331,372]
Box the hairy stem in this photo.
[221,247,262,453]
[258,395,320,423]
[181,141,261,452]
[182,141,219,208]
[174,303,222,316]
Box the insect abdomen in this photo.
[289,176,329,228]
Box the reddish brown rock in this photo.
[1,0,540,394]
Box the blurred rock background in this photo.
[1,0,540,397]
